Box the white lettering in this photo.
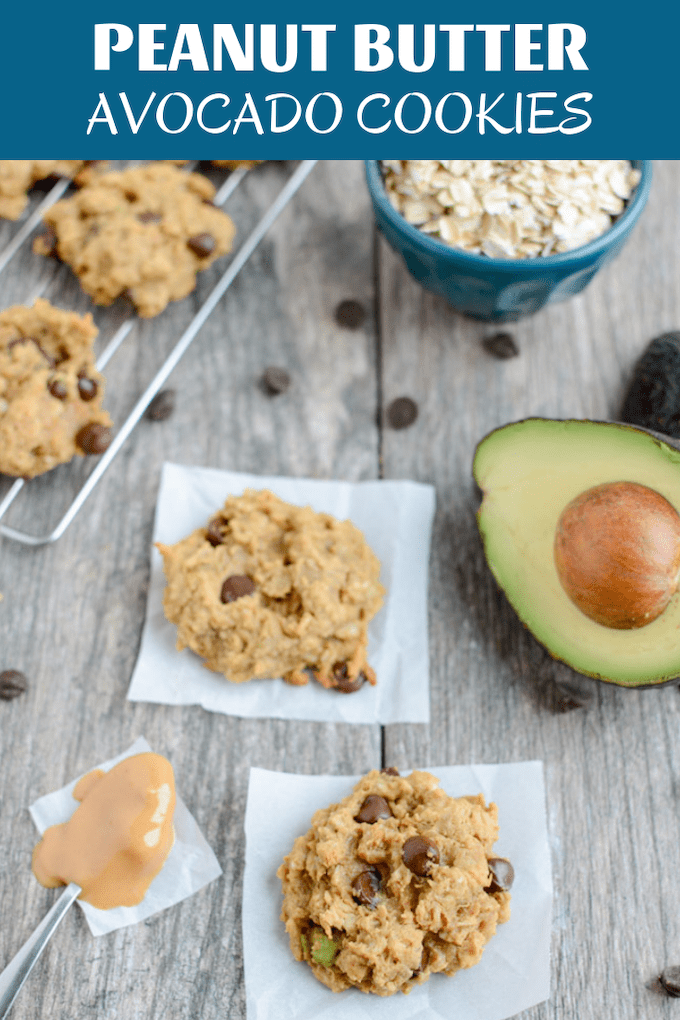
[94,24,134,71]
[119,91,157,133]
[156,92,193,133]
[477,92,514,134]
[305,93,342,133]
[515,24,543,71]
[398,25,435,73]
[301,25,336,71]
[168,25,209,72]
[527,92,558,132]
[475,25,510,71]
[435,92,472,134]
[260,25,298,72]
[233,92,265,134]
[354,25,393,71]
[548,24,588,70]
[139,24,167,71]
[87,93,118,134]
[266,93,302,132]
[197,94,231,133]
[213,25,254,71]
[560,92,592,133]
[357,93,391,133]
[394,92,431,133]
[439,25,474,71]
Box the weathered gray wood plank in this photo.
[380,159,680,1019]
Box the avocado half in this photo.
[473,418,680,688]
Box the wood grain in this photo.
[1,159,679,1019]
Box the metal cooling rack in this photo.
[0,159,318,546]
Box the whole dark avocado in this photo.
[473,418,680,688]
[621,331,680,439]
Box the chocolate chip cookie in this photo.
[278,769,512,995]
[0,299,112,478]
[34,164,236,318]
[0,161,86,221]
[157,489,385,689]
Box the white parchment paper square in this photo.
[29,737,222,937]
[243,763,551,1020]
[127,464,436,724]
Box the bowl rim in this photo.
[365,159,653,270]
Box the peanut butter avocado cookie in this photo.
[157,489,385,689]
[0,160,86,221]
[0,299,112,478]
[278,769,512,996]
[34,164,236,318]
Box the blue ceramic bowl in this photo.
[365,160,652,322]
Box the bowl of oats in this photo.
[366,160,651,322]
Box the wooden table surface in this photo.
[1,160,679,1020]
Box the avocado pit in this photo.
[554,481,680,629]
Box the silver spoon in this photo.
[0,883,81,1019]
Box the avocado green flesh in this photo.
[474,419,680,687]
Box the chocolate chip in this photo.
[77,375,98,401]
[220,575,256,604]
[206,517,228,546]
[351,867,382,907]
[144,389,176,421]
[332,662,366,694]
[334,299,366,330]
[485,857,514,893]
[37,226,58,256]
[76,423,112,455]
[138,211,162,224]
[8,337,55,368]
[0,669,28,700]
[482,332,519,359]
[187,233,216,258]
[260,366,291,396]
[402,835,439,876]
[381,767,400,775]
[386,396,418,430]
[354,795,392,824]
[48,379,68,400]
[660,967,680,997]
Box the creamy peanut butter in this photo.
[32,752,176,909]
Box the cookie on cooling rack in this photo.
[156,488,385,689]
[33,164,236,318]
[278,768,513,996]
[0,299,112,478]
[0,161,86,221]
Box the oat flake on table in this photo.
[382,160,641,258]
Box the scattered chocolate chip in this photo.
[48,379,68,400]
[551,675,594,712]
[187,233,216,258]
[0,669,28,701]
[8,337,55,368]
[351,867,382,908]
[386,396,418,430]
[402,835,439,876]
[76,423,112,455]
[206,517,228,546]
[331,662,366,693]
[485,857,515,893]
[354,795,392,824]
[381,767,400,775]
[621,332,680,439]
[482,332,519,359]
[77,375,98,401]
[334,299,366,330]
[260,366,291,396]
[660,967,680,997]
[137,211,162,224]
[144,389,176,421]
[220,574,256,604]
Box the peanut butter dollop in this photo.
[32,752,176,909]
